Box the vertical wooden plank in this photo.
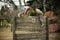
[13,17,16,40]
[46,17,49,40]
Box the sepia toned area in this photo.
[0,16,60,40]
[14,16,46,40]
[0,0,60,40]
[0,16,46,40]
[0,16,59,40]
[0,27,13,40]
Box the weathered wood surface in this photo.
[15,16,60,40]
[0,27,13,40]
[15,31,46,40]
[49,33,60,40]
[15,16,46,40]
[15,16,46,31]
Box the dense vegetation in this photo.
[25,0,60,13]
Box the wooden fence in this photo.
[13,16,47,40]
[0,16,60,40]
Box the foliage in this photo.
[0,0,17,10]
[0,6,5,16]
[25,0,60,12]
[30,11,36,16]
[0,0,19,28]
[25,0,44,12]
[0,20,10,28]
[0,5,14,28]
[25,0,34,6]
[56,10,60,15]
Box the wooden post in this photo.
[13,17,16,40]
[46,17,49,40]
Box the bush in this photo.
[30,11,36,16]
[56,10,60,15]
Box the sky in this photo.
[13,0,28,5]
[0,0,28,9]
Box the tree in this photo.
[43,0,46,12]
[0,0,17,10]
[46,0,60,15]
[25,0,45,12]
[19,0,22,7]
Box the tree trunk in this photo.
[43,0,46,12]
[19,0,22,8]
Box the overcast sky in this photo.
[0,0,29,9]
[13,0,28,5]
[0,0,28,8]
